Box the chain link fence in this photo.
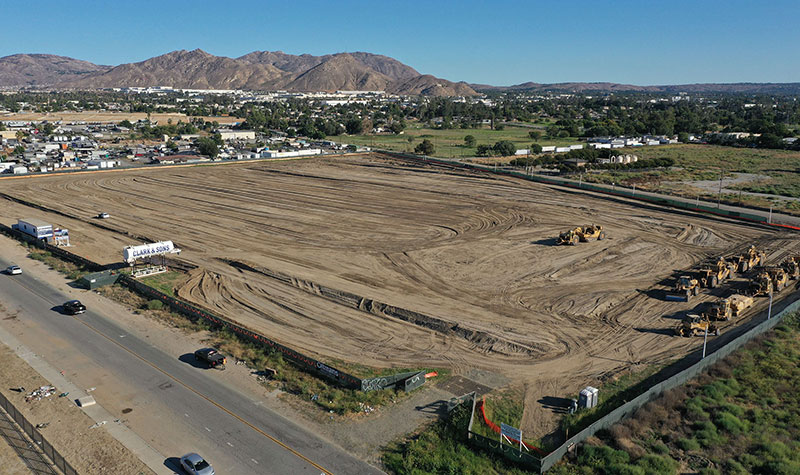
[0,391,78,475]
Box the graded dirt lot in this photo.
[0,154,796,437]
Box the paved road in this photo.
[0,257,382,475]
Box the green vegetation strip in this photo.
[548,313,800,475]
[384,313,800,474]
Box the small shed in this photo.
[78,270,121,289]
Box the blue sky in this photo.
[1,0,797,86]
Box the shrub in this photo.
[635,454,679,474]
[698,468,721,475]
[724,459,749,475]
[714,412,748,434]
[693,421,725,448]
[685,396,710,420]
[651,442,669,455]
[678,438,700,451]
[146,299,164,310]
[578,445,630,469]
[605,464,645,475]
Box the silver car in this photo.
[180,453,215,475]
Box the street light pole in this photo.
[768,291,774,319]
[702,324,709,358]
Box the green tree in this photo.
[493,140,516,156]
[166,140,178,152]
[197,137,219,158]
[529,130,542,140]
[678,132,690,143]
[40,122,55,135]
[476,144,492,156]
[13,145,25,155]
[415,139,435,155]
[118,119,133,129]
[389,121,405,134]
[345,117,363,135]
[464,135,476,147]
[531,143,543,153]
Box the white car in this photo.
[6,265,22,275]
[97,212,110,219]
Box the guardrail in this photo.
[0,391,78,475]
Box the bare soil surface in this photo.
[0,153,795,439]
[0,342,153,475]
[0,408,32,475]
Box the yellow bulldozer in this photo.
[666,275,701,301]
[705,294,754,321]
[780,256,800,280]
[730,245,765,273]
[556,225,606,246]
[750,270,774,296]
[766,266,789,292]
[676,314,720,337]
[696,258,735,288]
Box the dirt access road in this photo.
[0,153,794,438]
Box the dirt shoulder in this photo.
[0,344,154,475]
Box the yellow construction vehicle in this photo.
[556,225,606,245]
[766,266,789,292]
[696,258,735,288]
[731,245,765,273]
[666,275,701,301]
[676,314,720,337]
[750,271,773,296]
[780,256,800,280]
[705,294,753,321]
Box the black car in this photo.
[63,300,86,315]
[193,348,227,369]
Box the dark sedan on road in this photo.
[63,300,86,315]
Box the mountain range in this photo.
[1,50,799,96]
[0,49,476,96]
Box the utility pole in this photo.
[768,291,774,319]
[717,168,723,209]
[702,324,709,358]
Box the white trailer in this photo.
[14,218,53,239]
